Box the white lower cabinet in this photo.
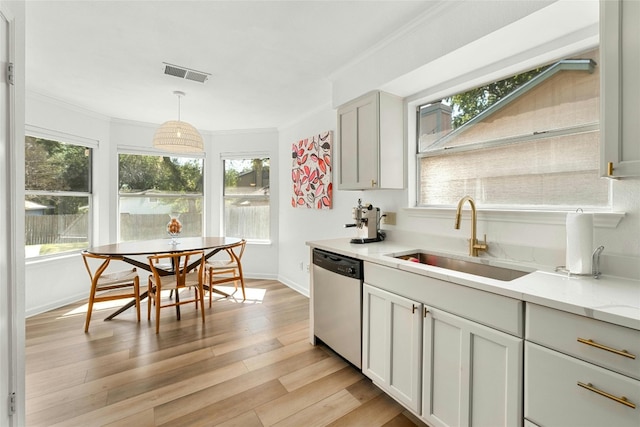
[525,342,640,427]
[421,307,523,427]
[525,303,640,427]
[362,282,523,425]
[362,283,422,413]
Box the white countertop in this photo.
[307,238,640,331]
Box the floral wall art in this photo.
[291,131,332,209]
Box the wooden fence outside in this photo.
[120,213,203,241]
[225,205,270,240]
[25,207,268,245]
[25,214,88,245]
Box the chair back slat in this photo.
[147,249,206,333]
[225,239,246,265]
[82,252,124,282]
[204,239,247,304]
[148,250,205,289]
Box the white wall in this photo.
[331,1,597,106]
[277,107,357,295]
[277,107,413,295]
[277,0,639,296]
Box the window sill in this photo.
[404,207,625,229]
[246,239,272,246]
[26,250,82,266]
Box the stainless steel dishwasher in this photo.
[312,248,363,369]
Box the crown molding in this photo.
[26,90,110,121]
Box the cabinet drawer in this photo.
[525,342,640,427]
[526,303,640,380]
[365,262,523,337]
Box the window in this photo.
[25,136,92,258]
[223,157,270,241]
[118,153,204,241]
[417,48,609,208]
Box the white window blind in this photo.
[418,48,608,209]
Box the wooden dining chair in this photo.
[81,252,141,332]
[204,239,246,306]
[147,250,206,333]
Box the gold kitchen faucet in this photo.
[455,196,488,257]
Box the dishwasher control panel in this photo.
[312,248,362,280]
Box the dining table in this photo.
[86,236,242,321]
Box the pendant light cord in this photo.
[177,93,181,122]
[173,90,186,122]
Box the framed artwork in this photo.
[291,131,332,209]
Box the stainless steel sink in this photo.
[395,252,530,281]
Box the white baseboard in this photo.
[277,274,309,298]
[25,292,86,318]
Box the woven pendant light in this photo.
[153,91,204,153]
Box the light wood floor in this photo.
[26,279,427,427]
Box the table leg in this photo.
[175,290,181,320]
[203,284,232,298]
[105,291,148,321]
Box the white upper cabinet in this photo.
[337,91,405,189]
[600,0,640,177]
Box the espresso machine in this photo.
[345,199,384,244]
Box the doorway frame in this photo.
[1,2,26,425]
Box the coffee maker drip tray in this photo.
[350,230,385,244]
[350,237,381,244]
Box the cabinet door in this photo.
[601,0,640,177]
[422,308,523,427]
[337,92,379,189]
[362,283,389,385]
[362,283,422,413]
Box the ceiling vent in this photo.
[163,63,210,83]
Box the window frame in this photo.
[220,152,271,244]
[116,148,205,242]
[24,126,96,260]
[410,48,612,213]
[403,39,624,228]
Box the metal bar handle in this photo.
[577,381,636,409]
[577,338,636,359]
